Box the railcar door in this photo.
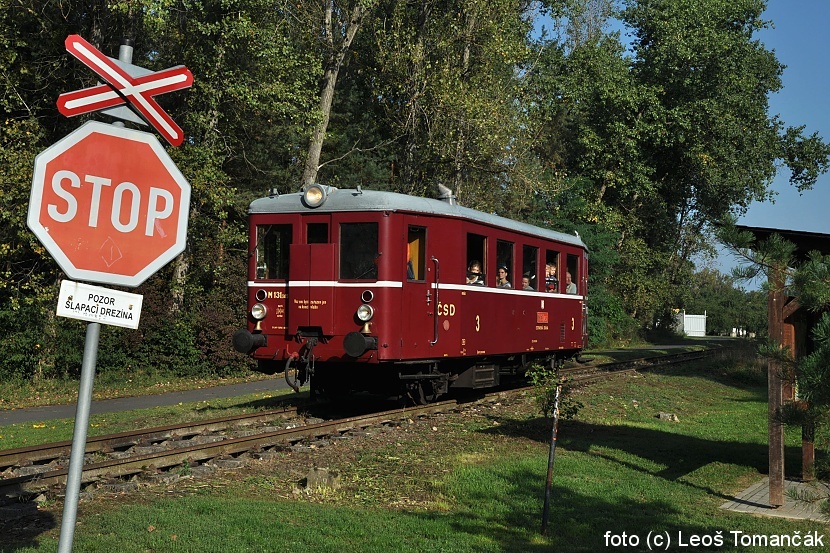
[402,222,436,354]
[287,217,335,336]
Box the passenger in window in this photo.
[565,271,577,294]
[545,263,558,292]
[496,265,512,288]
[521,273,534,291]
[466,261,485,285]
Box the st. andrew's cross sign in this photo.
[57,34,193,146]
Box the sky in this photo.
[738,1,830,234]
[711,1,830,276]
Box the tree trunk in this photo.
[452,9,477,202]
[170,206,197,312]
[301,3,367,188]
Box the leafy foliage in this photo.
[526,362,583,420]
[682,268,767,336]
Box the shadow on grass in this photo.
[483,416,803,501]
[415,464,736,553]
[585,336,741,360]
[0,484,57,553]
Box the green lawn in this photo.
[4,347,829,552]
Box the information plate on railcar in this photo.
[56,280,143,329]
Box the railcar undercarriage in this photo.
[304,351,579,405]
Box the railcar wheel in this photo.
[405,380,441,405]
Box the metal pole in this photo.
[57,322,100,553]
[541,383,563,536]
[59,38,133,552]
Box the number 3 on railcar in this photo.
[233,184,588,403]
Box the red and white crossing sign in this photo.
[28,121,191,288]
[57,35,193,146]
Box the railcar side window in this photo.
[496,240,514,288]
[466,233,487,285]
[407,227,426,281]
[522,245,539,291]
[340,223,379,280]
[256,224,291,280]
[545,250,560,293]
[566,254,579,294]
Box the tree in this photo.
[361,0,535,206]
[683,268,767,336]
[0,0,321,379]
[528,0,830,326]
[298,0,376,189]
[622,0,830,310]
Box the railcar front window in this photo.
[340,223,378,280]
[307,223,328,244]
[256,225,291,280]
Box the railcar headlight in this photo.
[251,303,267,320]
[356,304,374,322]
[302,184,327,208]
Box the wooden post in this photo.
[768,267,785,507]
[803,423,815,481]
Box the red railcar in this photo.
[233,185,588,402]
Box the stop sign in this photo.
[28,121,191,288]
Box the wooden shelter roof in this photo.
[736,225,830,260]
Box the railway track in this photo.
[561,347,716,384]
[0,399,458,497]
[0,347,724,499]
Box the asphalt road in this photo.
[0,376,293,427]
[0,338,737,427]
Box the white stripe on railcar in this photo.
[247,280,583,300]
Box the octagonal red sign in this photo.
[28,121,191,287]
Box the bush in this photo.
[587,284,638,348]
[0,304,51,380]
[525,362,583,420]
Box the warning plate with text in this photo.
[56,280,143,329]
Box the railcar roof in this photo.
[250,187,587,250]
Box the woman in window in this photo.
[496,265,512,288]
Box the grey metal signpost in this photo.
[56,322,100,553]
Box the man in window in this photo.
[565,271,577,294]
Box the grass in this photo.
[4,341,829,552]
[0,338,735,412]
[0,370,272,411]
[0,388,300,450]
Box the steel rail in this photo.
[0,400,456,496]
[0,406,299,472]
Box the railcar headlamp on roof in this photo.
[302,184,328,208]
